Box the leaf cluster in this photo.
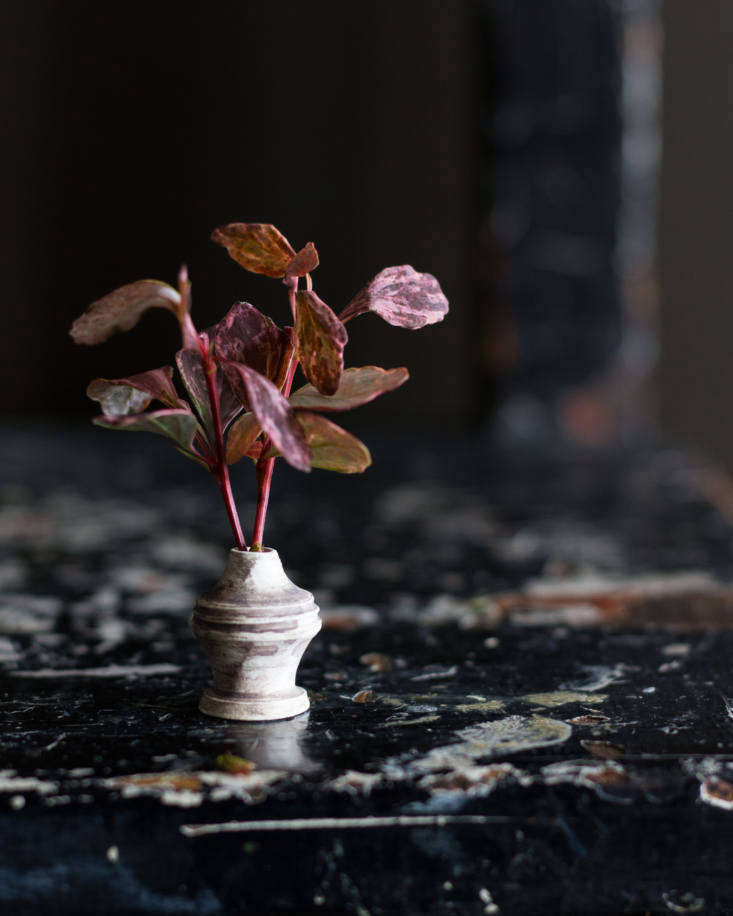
[71,223,448,479]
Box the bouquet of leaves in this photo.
[70,223,449,550]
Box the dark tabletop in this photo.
[2,424,733,915]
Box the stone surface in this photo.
[2,425,733,914]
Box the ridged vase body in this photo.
[191,548,320,721]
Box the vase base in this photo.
[198,686,310,722]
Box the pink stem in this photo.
[202,340,246,551]
[250,278,301,549]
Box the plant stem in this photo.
[250,278,301,549]
[202,342,247,551]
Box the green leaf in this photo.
[294,290,347,396]
[268,412,371,473]
[93,408,199,452]
[211,223,296,278]
[70,280,181,345]
[288,366,409,412]
[87,367,180,417]
[225,412,261,465]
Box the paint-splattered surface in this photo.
[2,426,733,914]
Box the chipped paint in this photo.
[11,663,181,678]
[699,777,733,811]
[328,771,383,795]
[0,773,59,795]
[542,759,630,798]
[102,769,285,807]
[379,714,440,728]
[564,664,627,691]
[418,763,526,797]
[455,699,505,713]
[407,716,572,777]
[522,691,607,708]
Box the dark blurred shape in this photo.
[659,1,733,470]
[0,1,477,426]
[479,0,624,441]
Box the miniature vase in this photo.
[191,548,321,721]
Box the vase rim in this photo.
[230,547,276,556]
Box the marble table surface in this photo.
[2,424,733,915]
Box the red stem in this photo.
[250,279,300,549]
[176,265,246,550]
[201,340,247,551]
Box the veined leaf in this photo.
[294,290,347,396]
[70,280,182,345]
[87,367,180,417]
[285,242,319,280]
[218,372,243,431]
[211,223,296,278]
[267,412,371,473]
[176,349,242,438]
[221,362,310,472]
[214,303,292,403]
[176,349,213,433]
[339,265,449,329]
[225,412,261,465]
[93,408,199,451]
[289,366,409,412]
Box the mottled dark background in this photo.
[1,2,732,462]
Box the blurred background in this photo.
[1,1,731,464]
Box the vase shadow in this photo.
[222,711,319,774]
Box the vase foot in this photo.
[198,686,310,722]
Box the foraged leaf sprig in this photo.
[70,223,449,550]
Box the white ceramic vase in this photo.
[191,548,321,721]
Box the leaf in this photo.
[339,265,449,329]
[211,223,296,278]
[289,366,409,412]
[70,280,182,345]
[268,412,371,473]
[221,362,310,472]
[214,303,292,405]
[176,349,243,440]
[218,372,243,432]
[93,408,199,451]
[294,290,348,396]
[175,349,213,432]
[225,412,262,465]
[87,367,180,417]
[285,242,319,280]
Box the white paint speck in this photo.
[12,663,181,678]
[106,846,119,863]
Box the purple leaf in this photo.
[87,367,180,418]
[211,223,296,278]
[225,412,261,465]
[284,242,319,280]
[176,349,213,432]
[176,349,243,438]
[93,408,199,451]
[218,372,243,432]
[267,412,371,473]
[214,303,292,405]
[294,290,347,396]
[339,265,449,329]
[288,366,409,412]
[221,362,310,472]
[70,280,182,345]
